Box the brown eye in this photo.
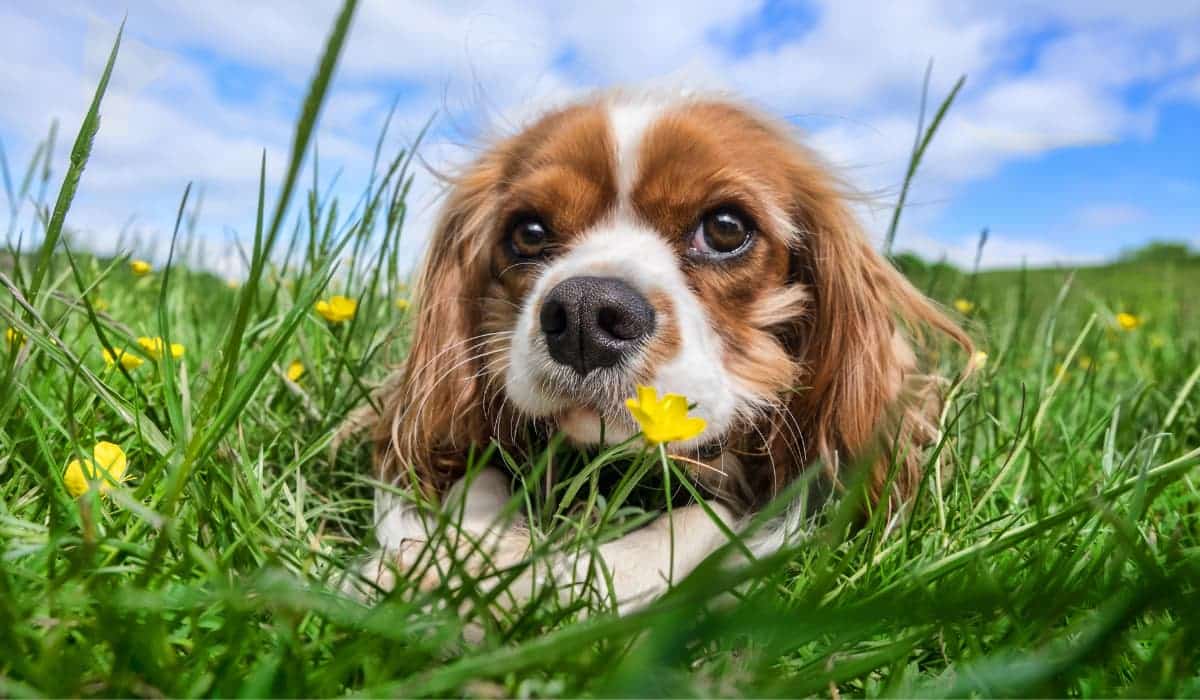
[510,218,552,258]
[689,208,753,258]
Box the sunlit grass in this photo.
[3,1,1200,696]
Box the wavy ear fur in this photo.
[783,155,972,511]
[373,155,503,494]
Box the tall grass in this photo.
[3,2,1200,696]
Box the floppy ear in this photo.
[784,164,971,509]
[373,156,503,495]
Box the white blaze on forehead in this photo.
[607,97,671,202]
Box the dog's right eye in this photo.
[510,218,552,258]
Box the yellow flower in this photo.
[226,279,240,289]
[63,441,129,497]
[130,260,152,276]
[314,295,357,323]
[5,327,24,347]
[394,298,410,312]
[287,361,305,382]
[954,299,975,314]
[92,298,109,312]
[136,336,185,360]
[1115,312,1140,331]
[102,346,145,370]
[625,385,707,445]
[970,350,988,369]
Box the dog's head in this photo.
[376,92,969,510]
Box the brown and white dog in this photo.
[357,90,970,613]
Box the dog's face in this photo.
[378,93,968,508]
[496,99,801,452]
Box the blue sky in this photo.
[1,1,1198,276]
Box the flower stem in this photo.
[658,442,675,586]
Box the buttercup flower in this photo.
[137,336,185,360]
[1115,312,1140,331]
[954,299,975,314]
[130,260,152,276]
[103,347,144,370]
[970,350,988,369]
[5,327,23,347]
[625,385,707,445]
[395,298,410,312]
[315,295,357,323]
[63,441,129,497]
[287,361,305,382]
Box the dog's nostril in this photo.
[596,305,641,341]
[540,299,568,335]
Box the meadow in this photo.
[3,3,1199,696]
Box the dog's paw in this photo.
[345,530,538,602]
[341,539,430,600]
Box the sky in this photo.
[1,1,1198,277]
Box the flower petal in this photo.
[92,441,127,482]
[137,336,162,359]
[635,385,658,408]
[625,398,653,427]
[64,459,90,497]
[676,416,707,442]
[660,394,690,419]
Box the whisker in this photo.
[666,453,729,479]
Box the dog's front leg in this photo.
[355,467,523,595]
[546,502,739,615]
[358,479,740,618]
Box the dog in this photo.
[353,90,971,615]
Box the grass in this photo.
[3,3,1200,696]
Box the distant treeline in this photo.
[891,239,1198,275]
[1114,241,1199,264]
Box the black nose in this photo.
[539,276,655,375]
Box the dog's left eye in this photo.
[510,218,552,258]
[688,208,754,258]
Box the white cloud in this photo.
[723,0,1007,115]
[1011,1,1200,30]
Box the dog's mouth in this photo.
[538,372,640,446]
[533,362,637,411]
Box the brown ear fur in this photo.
[783,154,972,511]
[373,155,503,494]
